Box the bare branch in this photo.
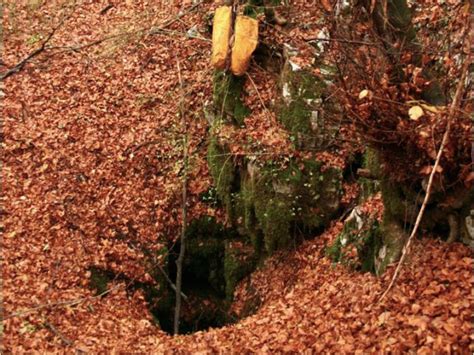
[43,321,74,347]
[0,5,76,81]
[378,14,472,302]
[173,57,188,335]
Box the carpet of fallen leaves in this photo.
[2,1,473,353]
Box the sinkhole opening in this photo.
[89,217,262,335]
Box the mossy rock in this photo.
[255,195,293,252]
[358,177,379,201]
[268,160,341,229]
[243,0,282,20]
[358,149,380,201]
[366,147,414,238]
[379,178,419,222]
[364,148,382,177]
[243,0,265,18]
[364,146,474,274]
[375,216,408,275]
[296,160,342,228]
[241,162,293,253]
[213,70,250,126]
[234,159,342,254]
[461,206,474,248]
[278,66,324,147]
[278,63,338,149]
[224,241,257,300]
[207,138,236,220]
[326,211,382,273]
[208,54,343,259]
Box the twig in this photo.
[124,139,162,156]
[305,36,380,47]
[155,263,188,302]
[99,4,114,15]
[43,321,74,346]
[173,57,188,335]
[0,4,76,81]
[149,1,203,34]
[4,283,122,320]
[378,21,472,302]
[245,72,270,114]
[3,1,205,78]
[1,31,56,80]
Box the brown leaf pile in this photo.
[2,1,473,353]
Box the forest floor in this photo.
[2,1,473,352]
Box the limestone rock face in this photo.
[278,54,339,150]
[206,11,345,297]
[461,208,474,249]
[235,160,343,254]
[365,148,474,274]
[208,40,345,257]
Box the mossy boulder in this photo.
[358,149,380,201]
[208,143,343,257]
[461,207,474,248]
[375,217,407,275]
[243,0,283,21]
[207,137,236,220]
[206,42,344,289]
[326,208,382,273]
[224,241,257,300]
[235,159,343,254]
[278,60,338,150]
[365,147,474,274]
[213,70,250,126]
[255,195,293,252]
[363,148,411,274]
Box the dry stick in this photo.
[173,58,188,335]
[245,72,270,114]
[155,262,188,302]
[0,6,74,81]
[5,243,188,320]
[378,46,472,303]
[149,0,203,34]
[5,283,122,320]
[2,1,204,79]
[43,321,73,347]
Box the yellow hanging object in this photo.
[211,6,232,69]
[231,15,259,76]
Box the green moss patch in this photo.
[224,241,257,300]
[207,138,236,219]
[276,63,342,150]
[213,70,251,126]
[326,213,381,273]
[233,159,342,254]
[278,68,326,146]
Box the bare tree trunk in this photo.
[173,59,188,335]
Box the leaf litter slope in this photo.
[2,1,473,352]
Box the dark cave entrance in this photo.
[89,217,260,335]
